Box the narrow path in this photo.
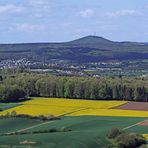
[16,120,54,133]
[17,107,89,132]
[59,107,90,116]
[5,107,90,135]
[123,120,147,130]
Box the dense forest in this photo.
[0,71,147,102]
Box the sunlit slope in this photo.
[1,98,148,117]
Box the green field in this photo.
[0,103,20,111]
[0,116,147,148]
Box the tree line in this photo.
[0,73,148,102]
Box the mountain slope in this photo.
[67,35,113,45]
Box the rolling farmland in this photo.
[0,116,147,147]
[0,98,148,147]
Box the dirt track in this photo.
[115,102,148,111]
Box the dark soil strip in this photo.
[114,102,148,111]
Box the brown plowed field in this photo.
[115,102,148,111]
[139,120,148,126]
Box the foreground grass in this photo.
[0,116,147,148]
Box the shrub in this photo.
[114,133,146,148]
[49,128,58,133]
[107,128,147,148]
[0,127,72,137]
[10,110,17,117]
[60,127,72,132]
[107,127,122,139]
[0,113,60,121]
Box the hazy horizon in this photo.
[0,35,148,44]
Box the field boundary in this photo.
[59,107,90,116]
[123,120,148,130]
[111,101,129,109]
[6,120,54,134]
[5,108,90,134]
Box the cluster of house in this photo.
[0,58,33,69]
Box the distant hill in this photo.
[67,36,113,45]
[0,36,148,63]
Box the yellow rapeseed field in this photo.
[70,108,148,117]
[0,98,148,117]
[1,105,82,116]
[23,98,127,109]
[0,98,127,116]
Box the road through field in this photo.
[123,120,148,130]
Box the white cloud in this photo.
[78,9,141,19]
[0,4,24,14]
[9,23,46,33]
[79,9,95,18]
[28,0,50,18]
[29,0,49,8]
[104,10,142,18]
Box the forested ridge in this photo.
[0,73,147,102]
[0,36,148,63]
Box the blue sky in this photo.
[0,0,148,43]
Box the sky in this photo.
[0,0,148,43]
